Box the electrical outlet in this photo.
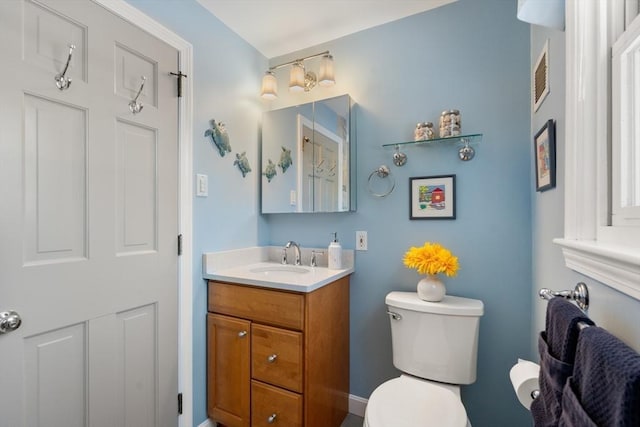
[356,231,368,251]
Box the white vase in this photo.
[417,275,446,302]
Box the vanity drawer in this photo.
[251,324,303,392]
[251,380,302,427]
[208,281,304,330]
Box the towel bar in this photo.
[539,282,589,311]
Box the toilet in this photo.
[364,291,484,427]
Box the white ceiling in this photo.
[196,0,457,58]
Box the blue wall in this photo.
[264,1,531,425]
[128,0,532,425]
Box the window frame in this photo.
[554,0,640,301]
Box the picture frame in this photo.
[533,40,550,112]
[534,119,556,192]
[410,175,456,220]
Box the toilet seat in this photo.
[365,375,468,427]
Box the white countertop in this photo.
[203,246,354,293]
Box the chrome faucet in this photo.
[284,241,301,266]
[310,250,324,267]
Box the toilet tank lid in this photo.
[386,292,484,316]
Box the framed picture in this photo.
[534,119,556,192]
[410,175,456,220]
[533,40,550,112]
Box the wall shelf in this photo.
[382,133,483,163]
[382,133,482,148]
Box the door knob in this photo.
[0,311,22,334]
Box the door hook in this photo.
[54,44,76,90]
[128,76,146,114]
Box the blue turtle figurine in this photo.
[278,146,292,173]
[204,119,231,157]
[263,159,277,182]
[234,152,251,177]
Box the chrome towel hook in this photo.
[393,145,407,167]
[54,44,76,90]
[128,76,146,114]
[539,282,590,311]
[458,137,475,161]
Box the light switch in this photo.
[196,174,208,197]
[290,190,296,205]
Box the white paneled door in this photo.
[0,1,179,426]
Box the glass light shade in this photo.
[260,72,278,99]
[318,54,335,86]
[289,62,305,92]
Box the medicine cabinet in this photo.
[261,95,356,213]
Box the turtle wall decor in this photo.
[263,159,277,182]
[278,146,292,173]
[234,152,252,177]
[204,119,231,157]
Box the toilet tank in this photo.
[386,291,484,385]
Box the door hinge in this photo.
[178,392,183,415]
[169,71,188,98]
[177,234,183,256]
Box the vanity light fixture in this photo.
[260,51,335,99]
[260,71,278,100]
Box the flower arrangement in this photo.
[403,242,459,277]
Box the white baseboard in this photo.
[200,395,368,426]
[349,394,368,418]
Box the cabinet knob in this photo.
[267,413,277,423]
[267,354,278,363]
[238,330,248,338]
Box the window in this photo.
[555,0,640,300]
[612,15,640,227]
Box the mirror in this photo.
[261,95,356,213]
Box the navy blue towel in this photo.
[544,298,594,363]
[531,298,594,427]
[557,377,597,427]
[562,326,640,427]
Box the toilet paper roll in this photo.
[509,358,540,409]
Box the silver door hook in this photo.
[54,44,76,90]
[128,76,146,114]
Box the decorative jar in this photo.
[439,109,462,138]
[414,122,436,141]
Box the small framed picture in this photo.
[410,175,456,220]
[534,120,556,192]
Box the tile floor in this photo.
[341,413,364,427]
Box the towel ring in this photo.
[539,282,589,311]
[367,165,395,197]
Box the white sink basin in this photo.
[203,249,354,293]
[249,265,310,274]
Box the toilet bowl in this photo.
[364,375,469,427]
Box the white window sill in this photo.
[554,238,640,300]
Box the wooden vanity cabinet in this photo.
[207,276,350,427]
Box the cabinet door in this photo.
[208,314,251,427]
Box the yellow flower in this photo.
[403,242,459,277]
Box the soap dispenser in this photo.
[328,232,342,270]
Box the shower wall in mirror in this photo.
[261,95,356,213]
